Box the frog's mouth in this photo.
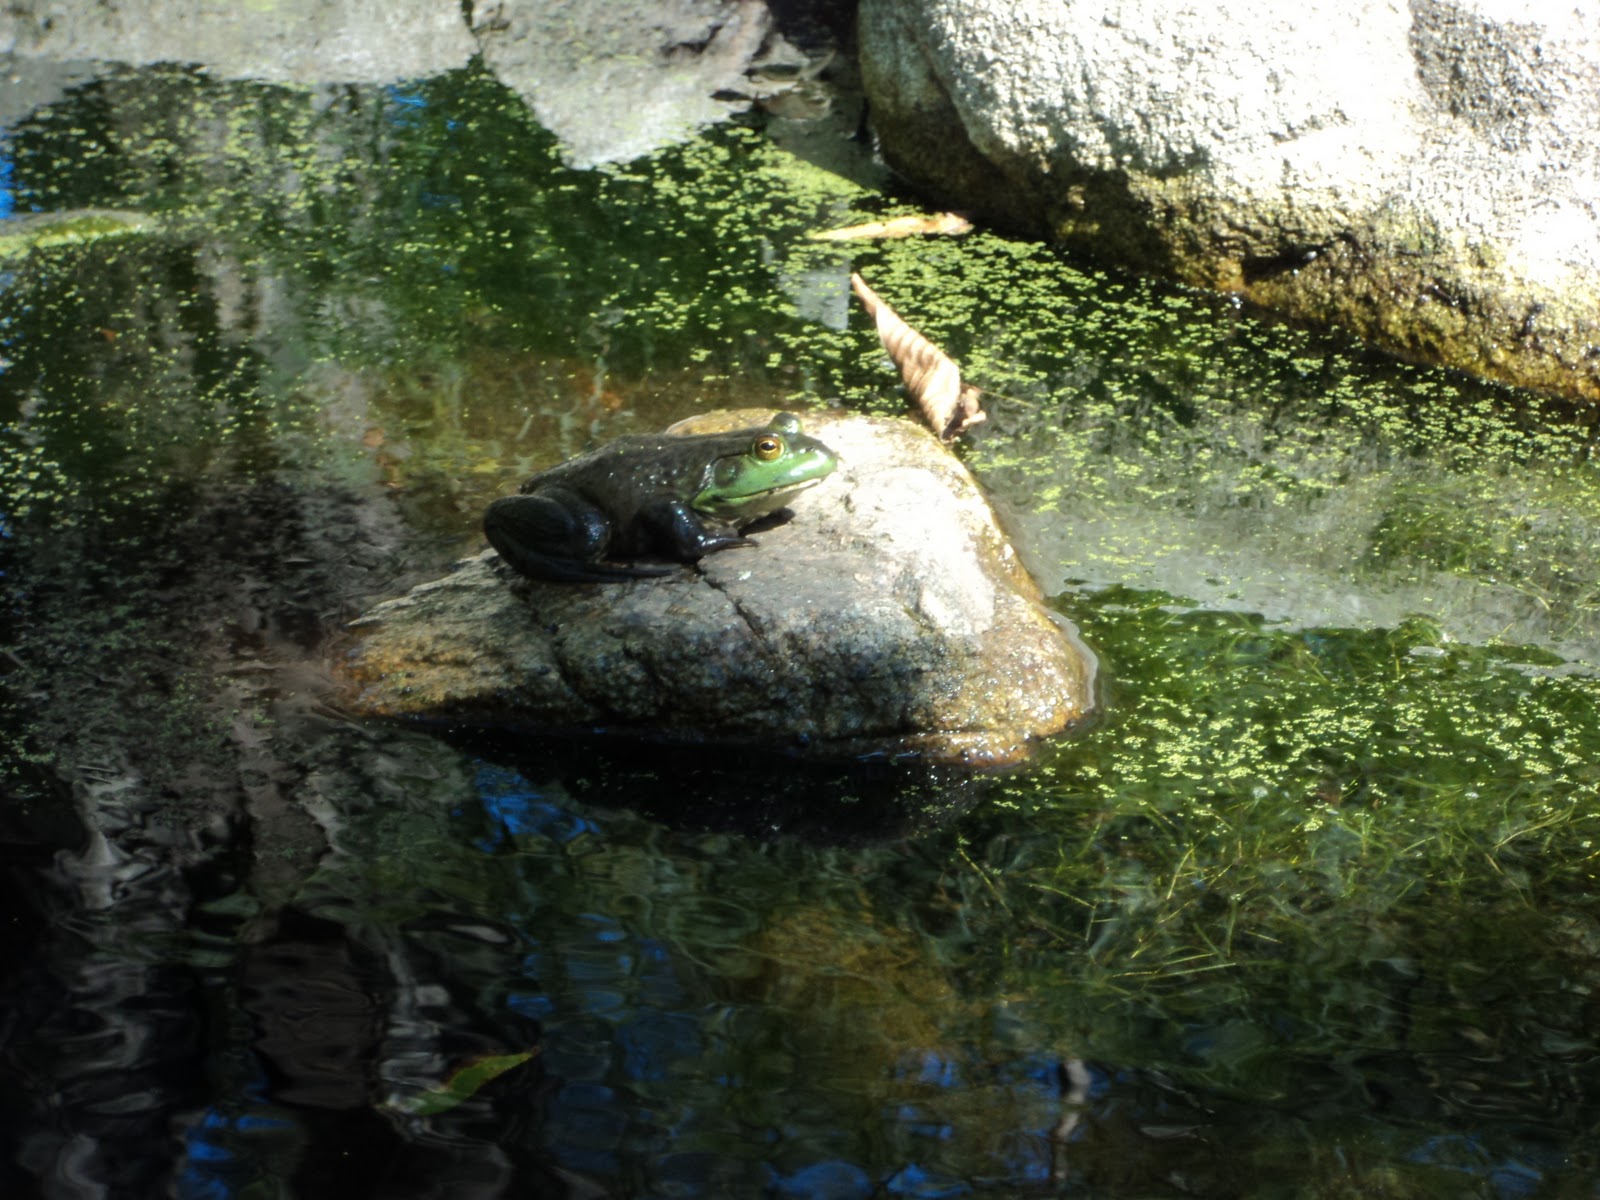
[697,475,826,518]
[746,476,823,499]
[715,476,827,507]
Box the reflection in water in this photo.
[1,777,211,1200]
[2,33,1600,1200]
[243,910,386,1111]
[2,706,1594,1195]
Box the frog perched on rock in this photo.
[484,412,839,582]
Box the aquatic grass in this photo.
[939,588,1600,1104]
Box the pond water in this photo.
[4,44,1600,1200]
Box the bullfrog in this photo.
[484,412,839,582]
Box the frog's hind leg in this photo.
[485,493,672,583]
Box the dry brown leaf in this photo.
[851,273,986,441]
[809,212,974,242]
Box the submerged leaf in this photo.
[809,212,973,242]
[399,1048,538,1116]
[851,272,986,440]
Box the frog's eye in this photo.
[752,434,785,462]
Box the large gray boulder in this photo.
[335,410,1096,768]
[860,0,1600,404]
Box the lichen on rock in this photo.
[336,409,1096,767]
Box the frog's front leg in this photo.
[484,488,672,582]
[635,497,755,562]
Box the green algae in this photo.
[793,232,1600,659]
[987,593,1600,1015]
[5,59,1600,1195]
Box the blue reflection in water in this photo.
[550,1080,625,1177]
[383,83,457,131]
[769,1159,873,1199]
[618,1008,700,1083]
[885,1162,971,1198]
[468,763,1063,1196]
[474,763,601,848]
[896,1106,955,1142]
[1489,1160,1544,1199]
[585,915,628,943]
[176,1073,295,1200]
[908,1051,958,1089]
[0,150,14,219]
[383,84,428,132]
[383,85,461,207]
[386,85,428,110]
[1405,1134,1547,1200]
[507,990,555,1020]
[0,145,15,315]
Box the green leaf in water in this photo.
[398,1048,539,1117]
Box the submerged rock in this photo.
[336,409,1095,767]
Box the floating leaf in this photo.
[809,212,973,242]
[0,208,154,263]
[851,273,986,441]
[397,1048,538,1117]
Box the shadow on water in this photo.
[443,728,997,845]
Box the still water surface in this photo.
[3,51,1600,1200]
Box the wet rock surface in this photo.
[337,410,1097,767]
[859,0,1600,404]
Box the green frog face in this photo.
[691,412,838,520]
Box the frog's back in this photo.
[520,432,731,510]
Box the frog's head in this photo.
[692,412,838,521]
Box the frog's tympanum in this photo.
[484,412,839,582]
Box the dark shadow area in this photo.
[443,725,996,844]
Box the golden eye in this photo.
[752,435,785,461]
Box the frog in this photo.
[483,412,839,582]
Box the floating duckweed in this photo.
[955,588,1600,1105]
[7,60,1600,1192]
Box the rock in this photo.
[859,0,1600,404]
[335,410,1096,767]
[471,0,795,168]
